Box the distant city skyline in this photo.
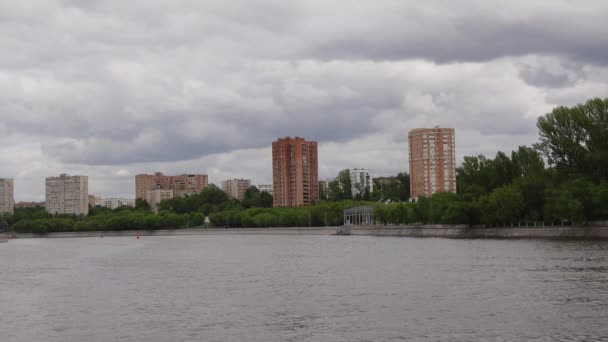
[1,1,607,201]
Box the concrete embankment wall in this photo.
[349,225,608,239]
[12,227,340,239]
[8,226,608,240]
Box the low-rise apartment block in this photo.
[136,172,208,199]
[145,189,174,213]
[222,179,251,201]
[96,198,136,209]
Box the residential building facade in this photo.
[0,178,14,215]
[256,184,273,196]
[408,127,456,199]
[135,173,208,199]
[272,137,319,207]
[350,168,373,198]
[45,174,89,215]
[222,179,251,201]
[96,198,136,209]
[88,195,101,207]
[145,189,174,213]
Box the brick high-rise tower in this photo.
[408,127,456,199]
[272,137,319,207]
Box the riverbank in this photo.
[11,227,339,239]
[348,225,608,239]
[6,225,608,240]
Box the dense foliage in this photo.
[210,200,371,228]
[5,98,608,233]
[10,207,190,234]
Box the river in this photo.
[1,236,607,341]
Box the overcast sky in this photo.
[1,0,607,201]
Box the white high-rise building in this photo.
[350,169,373,198]
[45,174,89,215]
[0,178,14,215]
[222,179,251,201]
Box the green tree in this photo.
[511,146,545,178]
[457,155,494,196]
[328,169,353,200]
[396,172,410,201]
[135,199,150,211]
[488,185,524,224]
[428,192,458,224]
[159,184,230,215]
[259,192,273,208]
[372,174,408,202]
[544,187,585,225]
[536,98,608,181]
[242,186,261,209]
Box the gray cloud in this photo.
[1,0,607,200]
[304,1,608,65]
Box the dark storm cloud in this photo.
[303,1,608,66]
[518,65,572,89]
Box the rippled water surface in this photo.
[1,236,608,341]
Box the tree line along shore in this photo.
[2,98,607,234]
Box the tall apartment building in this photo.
[145,189,174,213]
[350,168,373,197]
[0,178,14,215]
[222,179,251,201]
[135,172,208,200]
[408,127,456,199]
[256,184,273,196]
[272,137,319,207]
[45,174,89,215]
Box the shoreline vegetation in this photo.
[2,97,608,235]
